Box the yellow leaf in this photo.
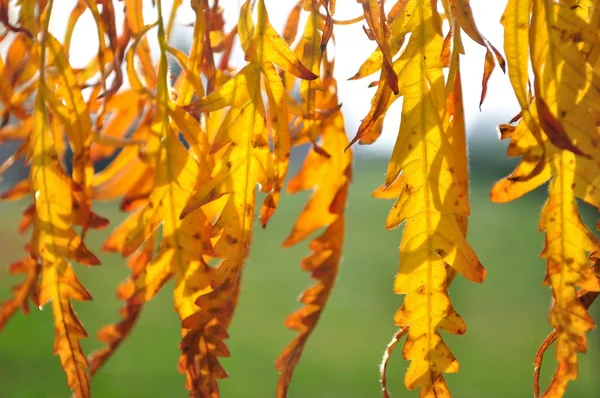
[245,1,318,81]
[183,0,315,297]
[491,105,600,397]
[361,1,486,396]
[31,34,98,396]
[46,34,95,217]
[492,4,600,392]
[92,8,228,395]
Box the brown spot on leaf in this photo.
[224,235,238,245]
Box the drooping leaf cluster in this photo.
[0,1,598,397]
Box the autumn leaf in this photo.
[88,233,155,375]
[0,258,40,331]
[358,0,399,94]
[354,1,486,396]
[348,0,418,147]
[25,6,101,396]
[181,0,316,328]
[492,2,600,395]
[274,5,352,395]
[492,104,600,397]
[449,0,506,107]
[44,34,96,229]
[89,90,144,162]
[533,288,599,398]
[1,0,599,397]
[90,4,221,395]
[277,104,351,396]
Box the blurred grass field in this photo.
[0,147,599,397]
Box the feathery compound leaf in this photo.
[275,5,351,394]
[492,1,600,395]
[356,1,486,396]
[492,109,600,396]
[90,5,224,395]
[88,234,154,375]
[116,91,212,311]
[33,86,95,397]
[170,6,240,394]
[3,0,600,396]
[45,34,96,228]
[277,109,351,396]
[27,6,100,395]
[533,288,599,398]
[181,0,315,346]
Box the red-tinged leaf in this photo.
[283,0,303,44]
[92,145,150,201]
[535,93,589,158]
[276,7,352,393]
[450,0,506,107]
[88,228,156,375]
[90,90,143,162]
[18,204,35,234]
[1,179,30,200]
[89,302,142,376]
[178,276,240,397]
[0,0,32,37]
[348,68,397,148]
[0,258,40,331]
[358,0,399,94]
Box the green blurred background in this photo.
[0,129,599,398]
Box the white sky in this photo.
[47,0,520,154]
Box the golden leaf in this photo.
[182,0,315,318]
[355,1,486,396]
[30,10,100,394]
[492,2,600,395]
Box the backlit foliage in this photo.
[0,0,598,397]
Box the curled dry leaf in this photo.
[380,328,407,398]
[449,0,506,107]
